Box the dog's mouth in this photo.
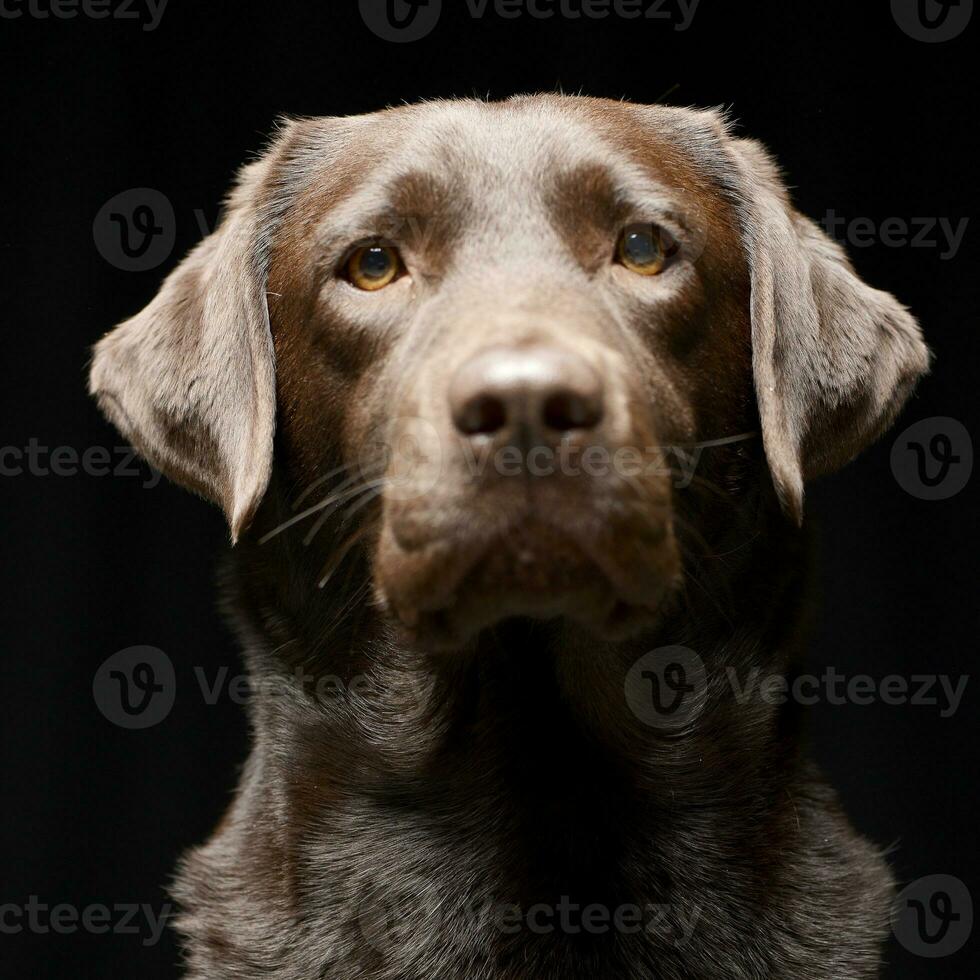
[375,501,681,650]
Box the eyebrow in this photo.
[547,162,698,270]
[314,168,471,275]
[552,161,694,220]
[387,170,460,220]
[548,163,626,228]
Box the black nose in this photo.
[449,345,604,439]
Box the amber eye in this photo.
[616,224,678,276]
[345,245,402,291]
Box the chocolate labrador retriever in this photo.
[89,95,928,978]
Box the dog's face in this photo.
[90,96,928,649]
[269,99,755,646]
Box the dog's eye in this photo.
[345,245,402,291]
[616,224,678,276]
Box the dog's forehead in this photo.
[289,97,723,238]
[383,97,625,174]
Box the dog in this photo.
[89,95,929,978]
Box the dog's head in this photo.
[89,95,928,649]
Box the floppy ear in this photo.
[726,137,931,523]
[89,150,282,541]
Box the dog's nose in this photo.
[450,345,604,438]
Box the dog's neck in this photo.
[226,488,808,865]
[169,499,895,979]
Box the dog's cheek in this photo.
[271,304,380,483]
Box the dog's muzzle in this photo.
[373,341,681,649]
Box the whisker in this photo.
[321,577,374,638]
[292,458,385,510]
[290,460,358,509]
[340,484,386,524]
[260,476,385,545]
[318,522,375,589]
[301,478,386,546]
[666,431,758,451]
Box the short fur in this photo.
[89,95,928,978]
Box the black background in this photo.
[1,2,977,977]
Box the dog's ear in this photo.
[725,136,930,523]
[88,141,291,541]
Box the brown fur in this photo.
[88,95,928,978]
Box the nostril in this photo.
[542,390,603,432]
[449,345,605,440]
[456,393,508,436]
